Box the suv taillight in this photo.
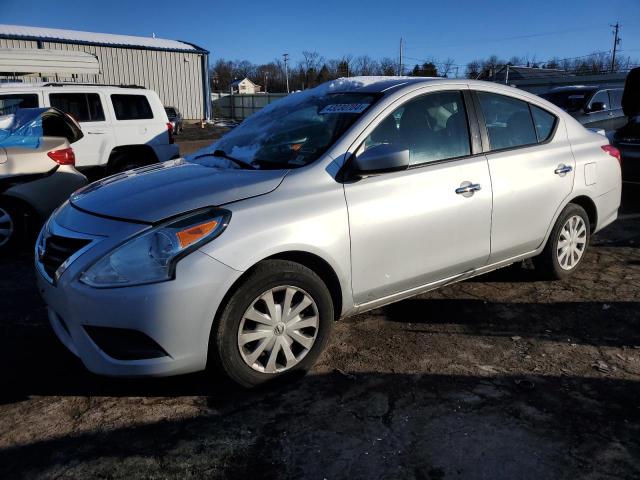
[167,122,175,144]
[47,147,75,166]
[601,145,622,165]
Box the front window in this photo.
[361,90,471,166]
[195,91,379,169]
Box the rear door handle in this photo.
[554,164,573,176]
[456,182,481,197]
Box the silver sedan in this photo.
[35,77,621,387]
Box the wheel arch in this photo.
[108,144,159,170]
[568,195,598,233]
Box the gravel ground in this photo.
[0,181,638,479]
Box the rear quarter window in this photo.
[530,105,557,143]
[111,94,154,120]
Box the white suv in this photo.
[0,83,180,174]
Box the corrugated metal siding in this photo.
[0,39,205,119]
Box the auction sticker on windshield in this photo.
[319,103,370,114]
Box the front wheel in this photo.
[210,259,334,388]
[534,203,590,280]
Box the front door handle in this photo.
[87,130,106,135]
[554,164,573,176]
[456,181,481,197]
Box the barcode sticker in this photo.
[319,103,370,114]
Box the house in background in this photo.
[230,77,261,94]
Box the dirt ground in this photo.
[0,175,639,478]
[174,123,229,156]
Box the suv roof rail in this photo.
[42,83,146,89]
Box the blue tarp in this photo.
[0,108,46,149]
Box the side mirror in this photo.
[352,144,410,176]
[587,101,606,113]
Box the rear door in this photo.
[46,91,115,168]
[344,88,492,305]
[474,90,575,264]
[109,93,167,148]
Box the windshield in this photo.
[165,107,177,117]
[192,90,379,170]
[540,90,595,113]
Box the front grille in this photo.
[41,235,91,279]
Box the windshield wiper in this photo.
[194,149,256,169]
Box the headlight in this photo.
[80,208,230,288]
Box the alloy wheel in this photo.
[557,215,587,270]
[0,207,14,247]
[238,286,319,373]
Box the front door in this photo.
[344,90,492,305]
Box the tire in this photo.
[0,199,28,255]
[210,259,334,388]
[534,203,591,280]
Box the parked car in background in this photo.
[165,106,183,135]
[0,83,179,177]
[35,77,621,387]
[540,85,626,131]
[612,67,640,180]
[1,108,86,253]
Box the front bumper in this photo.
[35,207,242,377]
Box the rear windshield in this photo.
[540,90,595,112]
[165,107,177,116]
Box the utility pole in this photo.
[610,22,621,73]
[283,53,290,94]
[398,37,404,76]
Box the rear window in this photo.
[49,93,105,122]
[165,107,177,117]
[609,89,623,110]
[478,92,537,151]
[0,94,39,116]
[111,94,153,120]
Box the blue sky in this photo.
[2,0,639,69]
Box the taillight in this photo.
[47,147,75,166]
[601,145,622,165]
[167,122,175,144]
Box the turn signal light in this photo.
[176,219,219,248]
[601,145,621,166]
[47,148,75,166]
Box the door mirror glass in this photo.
[353,144,409,175]
[588,101,606,113]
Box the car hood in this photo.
[70,159,287,223]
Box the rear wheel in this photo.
[534,203,590,280]
[210,259,334,388]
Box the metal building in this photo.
[0,24,210,120]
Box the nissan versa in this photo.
[35,77,622,387]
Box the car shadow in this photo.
[1,371,639,479]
